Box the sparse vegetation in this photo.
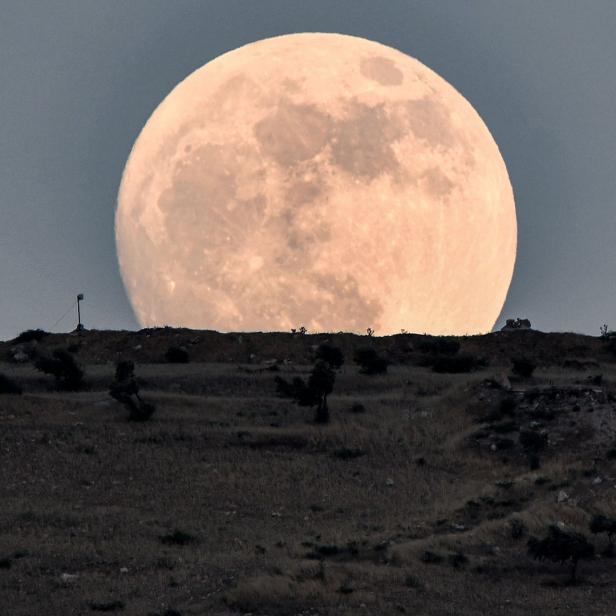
[527,525,594,583]
[35,348,84,390]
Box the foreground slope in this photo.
[1,328,615,615]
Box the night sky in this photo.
[2,1,615,340]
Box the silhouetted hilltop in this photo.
[1,326,610,366]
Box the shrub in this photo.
[0,374,22,395]
[308,361,336,424]
[527,525,594,583]
[315,344,344,369]
[519,429,548,469]
[353,348,388,375]
[13,329,49,344]
[500,395,517,416]
[164,346,190,363]
[275,360,335,423]
[510,518,527,540]
[115,360,135,382]
[35,349,84,390]
[418,337,460,356]
[511,357,536,378]
[431,354,476,374]
[159,529,196,546]
[349,403,366,413]
[590,514,616,555]
[109,360,155,421]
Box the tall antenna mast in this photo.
[76,294,84,331]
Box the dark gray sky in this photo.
[2,1,615,340]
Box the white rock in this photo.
[557,490,569,503]
[60,572,78,584]
[386,478,395,486]
[592,476,603,485]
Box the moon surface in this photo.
[116,33,516,335]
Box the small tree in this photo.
[109,360,155,421]
[590,515,616,556]
[527,525,594,584]
[308,360,335,423]
[315,344,344,369]
[35,349,84,391]
[275,360,335,424]
[353,348,388,375]
[519,429,548,469]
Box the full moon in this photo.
[116,33,516,335]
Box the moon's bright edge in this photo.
[116,33,516,336]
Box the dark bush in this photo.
[519,429,548,469]
[519,429,548,453]
[511,357,536,378]
[308,361,336,423]
[114,360,135,382]
[332,447,366,460]
[89,600,125,612]
[315,344,344,369]
[349,403,366,413]
[159,529,196,546]
[0,374,22,395]
[353,348,388,375]
[448,551,468,568]
[420,550,443,564]
[500,395,517,416]
[275,360,335,423]
[432,354,476,374]
[109,360,155,422]
[527,525,594,583]
[510,518,527,540]
[35,349,84,390]
[590,514,616,554]
[13,329,49,344]
[164,346,190,363]
[418,337,460,356]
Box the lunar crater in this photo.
[360,55,404,86]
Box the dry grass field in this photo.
[1,328,616,615]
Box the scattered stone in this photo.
[60,572,78,584]
[386,478,395,487]
[557,490,569,503]
[592,477,603,485]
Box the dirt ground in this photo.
[1,328,616,615]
